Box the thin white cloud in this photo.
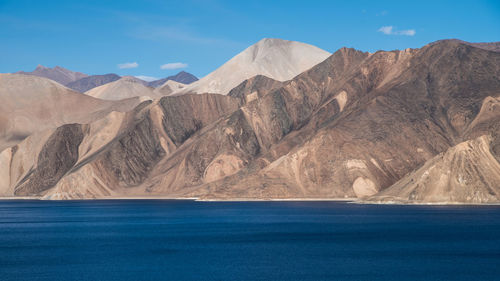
[129,25,245,48]
[378,26,415,36]
[118,62,139,69]
[378,26,393,35]
[160,62,188,70]
[376,10,388,16]
[135,75,159,82]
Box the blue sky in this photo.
[1,0,499,79]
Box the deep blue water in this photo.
[1,200,500,281]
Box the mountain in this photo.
[0,74,141,151]
[85,76,161,100]
[66,73,121,92]
[15,65,88,85]
[148,71,198,88]
[173,38,331,95]
[1,39,499,203]
[154,80,186,96]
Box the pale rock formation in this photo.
[175,38,330,95]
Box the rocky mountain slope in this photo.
[15,65,88,85]
[174,38,330,95]
[1,39,499,203]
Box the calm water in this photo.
[1,200,499,281]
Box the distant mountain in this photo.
[85,76,160,100]
[15,65,88,85]
[147,71,198,88]
[174,38,330,95]
[66,74,121,93]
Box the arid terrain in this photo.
[1,38,499,203]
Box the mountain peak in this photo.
[17,65,88,85]
[254,38,288,45]
[174,38,330,95]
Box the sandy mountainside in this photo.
[1,39,499,203]
[174,38,330,95]
[85,76,161,101]
[15,65,88,85]
[0,74,140,151]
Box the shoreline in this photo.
[0,196,499,205]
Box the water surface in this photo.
[1,200,499,280]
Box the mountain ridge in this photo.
[1,39,499,203]
[15,65,88,85]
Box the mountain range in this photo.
[14,66,198,93]
[1,38,499,203]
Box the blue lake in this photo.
[1,200,499,281]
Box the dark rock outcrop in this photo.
[14,124,84,195]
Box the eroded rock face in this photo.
[159,94,240,146]
[96,115,166,187]
[228,75,283,103]
[367,135,500,203]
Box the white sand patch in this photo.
[204,154,244,183]
[335,91,347,111]
[352,177,378,197]
[346,159,367,170]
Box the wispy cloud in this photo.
[378,26,416,36]
[130,25,244,48]
[376,10,388,16]
[135,75,159,82]
[160,62,188,70]
[118,62,139,69]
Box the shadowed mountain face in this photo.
[1,39,499,203]
[66,74,121,92]
[148,71,198,88]
[15,65,88,85]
